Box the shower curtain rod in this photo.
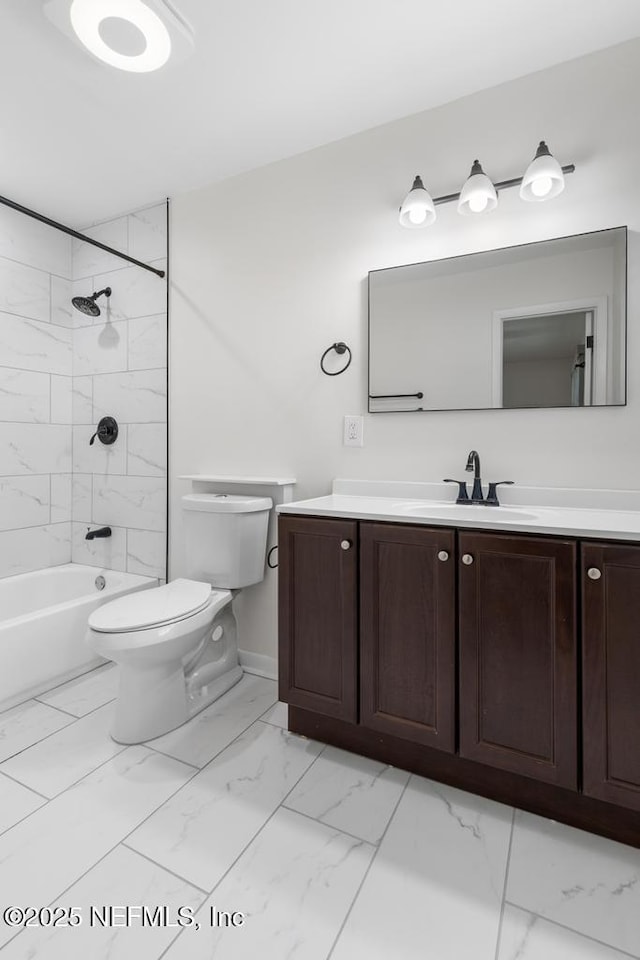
[0,193,166,279]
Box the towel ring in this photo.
[320,342,352,376]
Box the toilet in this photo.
[87,493,272,744]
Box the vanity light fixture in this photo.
[399,141,574,228]
[457,160,498,216]
[398,175,437,228]
[520,141,566,201]
[69,0,172,72]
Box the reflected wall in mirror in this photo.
[368,227,627,412]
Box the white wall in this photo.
[0,207,73,578]
[170,39,640,659]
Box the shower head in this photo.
[71,286,112,317]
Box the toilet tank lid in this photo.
[181,494,272,514]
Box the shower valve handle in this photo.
[90,416,119,446]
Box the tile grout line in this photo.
[30,663,113,705]
[120,841,210,897]
[503,900,640,960]
[32,699,82,719]
[325,775,412,960]
[0,729,131,802]
[34,688,117,720]
[0,768,51,805]
[279,802,379,848]
[0,364,71,378]
[0,251,72,280]
[0,709,77,762]
[493,806,516,960]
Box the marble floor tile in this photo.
[0,699,74,763]
[498,903,632,960]
[260,700,288,728]
[1,703,127,797]
[128,721,323,891]
[0,746,194,948]
[36,664,119,717]
[330,775,513,960]
[507,811,640,957]
[147,674,277,768]
[0,772,46,834]
[0,844,205,960]
[163,806,375,960]
[285,745,409,843]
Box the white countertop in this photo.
[277,480,640,541]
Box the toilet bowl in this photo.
[87,494,272,743]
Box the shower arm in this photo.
[0,192,165,279]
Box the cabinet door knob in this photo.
[438,550,449,562]
[340,539,352,551]
[462,554,474,565]
[587,567,602,580]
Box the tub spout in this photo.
[85,527,112,540]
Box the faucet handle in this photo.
[443,479,471,504]
[485,481,514,506]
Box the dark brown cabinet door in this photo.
[459,532,577,787]
[360,523,456,751]
[278,515,357,722]
[583,542,640,811]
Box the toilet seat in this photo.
[89,578,223,633]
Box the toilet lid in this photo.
[89,579,213,633]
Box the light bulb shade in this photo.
[399,175,436,228]
[457,160,498,216]
[520,141,565,201]
[69,0,172,73]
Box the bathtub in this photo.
[0,564,157,710]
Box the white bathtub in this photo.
[0,564,157,710]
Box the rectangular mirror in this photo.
[368,226,627,412]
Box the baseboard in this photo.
[239,650,278,681]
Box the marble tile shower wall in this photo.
[70,203,168,580]
[0,207,74,579]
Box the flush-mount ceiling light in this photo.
[69,0,172,72]
[457,160,498,216]
[399,176,437,228]
[520,141,566,202]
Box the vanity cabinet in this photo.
[278,514,640,847]
[278,515,358,722]
[582,542,640,812]
[360,523,456,751]
[458,532,577,788]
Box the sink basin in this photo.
[398,503,539,522]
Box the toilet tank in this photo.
[181,494,272,588]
